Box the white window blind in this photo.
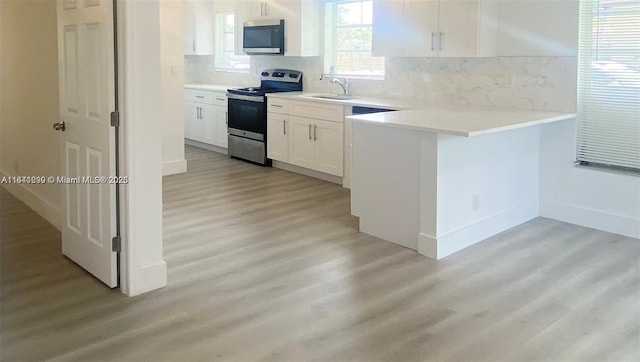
[325,0,384,78]
[577,0,640,171]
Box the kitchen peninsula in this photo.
[347,106,575,259]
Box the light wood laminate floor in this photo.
[1,145,639,361]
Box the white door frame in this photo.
[117,0,166,296]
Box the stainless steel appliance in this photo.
[243,20,285,55]
[227,69,303,165]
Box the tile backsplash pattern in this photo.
[185,55,577,112]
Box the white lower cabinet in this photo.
[267,98,344,178]
[313,119,343,176]
[184,89,228,149]
[288,116,315,170]
[213,105,228,148]
[267,113,289,162]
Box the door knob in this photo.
[53,121,66,131]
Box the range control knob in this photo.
[289,73,298,78]
[261,71,269,77]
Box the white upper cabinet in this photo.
[183,0,214,55]
[371,0,406,56]
[246,0,289,20]
[372,0,497,57]
[236,0,321,56]
[497,0,579,56]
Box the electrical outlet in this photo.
[472,194,480,211]
[505,72,513,87]
[496,73,514,87]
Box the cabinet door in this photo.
[235,0,249,55]
[183,0,196,55]
[372,0,405,56]
[194,0,214,55]
[245,0,265,18]
[288,116,315,170]
[184,102,200,140]
[213,105,229,148]
[263,0,289,19]
[199,104,215,144]
[267,113,289,162]
[403,0,439,57]
[497,0,577,56]
[313,120,344,177]
[438,0,483,57]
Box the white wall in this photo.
[160,1,187,176]
[428,127,541,257]
[540,119,640,239]
[0,0,62,228]
[497,0,579,56]
[119,0,167,296]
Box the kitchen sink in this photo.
[308,94,359,100]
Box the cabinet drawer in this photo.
[211,92,227,107]
[289,100,344,122]
[268,98,289,114]
[185,89,215,104]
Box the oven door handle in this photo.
[226,93,265,103]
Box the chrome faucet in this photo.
[320,74,351,96]
[330,77,351,96]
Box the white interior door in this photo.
[56,0,118,287]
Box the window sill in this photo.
[215,68,250,74]
[575,161,639,177]
[325,74,385,81]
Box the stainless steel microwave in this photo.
[243,19,285,55]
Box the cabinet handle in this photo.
[283,120,286,135]
[431,32,436,52]
[308,124,312,140]
[196,95,204,98]
[264,2,268,16]
[271,104,283,108]
[314,125,317,141]
[197,107,201,119]
[225,112,228,125]
[439,32,445,51]
[260,2,264,16]
[216,97,225,101]
[193,40,196,52]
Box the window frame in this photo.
[214,11,250,73]
[576,0,640,173]
[324,0,385,80]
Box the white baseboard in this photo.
[0,169,62,230]
[162,159,187,176]
[272,161,342,185]
[128,261,167,296]
[541,199,640,239]
[418,200,539,259]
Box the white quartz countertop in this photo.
[346,107,576,137]
[266,92,413,110]
[184,84,238,92]
[187,87,576,137]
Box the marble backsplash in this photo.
[184,55,577,113]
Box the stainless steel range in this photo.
[227,69,303,165]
